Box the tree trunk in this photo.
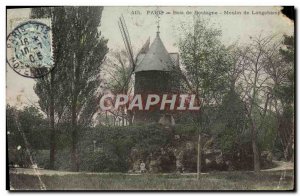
[49,72,56,170]
[128,110,133,125]
[197,134,201,180]
[252,138,260,172]
[49,100,55,169]
[71,95,79,172]
[251,119,260,172]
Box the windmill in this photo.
[118,15,149,94]
[118,14,179,124]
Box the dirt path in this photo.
[9,168,107,176]
[262,161,294,172]
[9,161,294,176]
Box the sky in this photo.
[6,6,294,108]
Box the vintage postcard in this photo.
[6,6,295,191]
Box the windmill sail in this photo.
[137,37,150,55]
[118,15,135,71]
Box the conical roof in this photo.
[135,33,174,72]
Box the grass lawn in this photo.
[9,170,294,191]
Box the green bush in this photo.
[78,124,170,172]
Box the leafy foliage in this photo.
[79,124,170,172]
[7,105,49,150]
[178,18,230,103]
[30,7,109,170]
[215,90,248,153]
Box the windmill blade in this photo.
[119,17,135,69]
[119,20,134,69]
[137,37,150,56]
[118,21,131,63]
[121,15,133,53]
[118,16,136,71]
[118,16,137,94]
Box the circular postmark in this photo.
[6,21,54,78]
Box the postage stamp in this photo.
[6,20,54,78]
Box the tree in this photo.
[178,17,231,177]
[178,18,230,105]
[217,90,247,155]
[264,35,294,160]
[31,7,70,169]
[278,35,294,161]
[235,35,283,172]
[61,7,108,171]
[7,105,49,168]
[31,7,108,171]
[102,49,134,126]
